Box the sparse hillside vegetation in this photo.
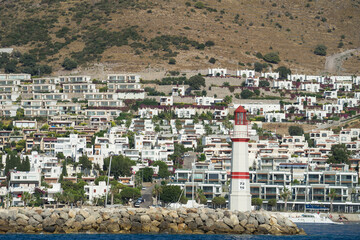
[0,0,359,74]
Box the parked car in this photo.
[134,201,141,208]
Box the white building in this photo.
[261,72,279,79]
[324,91,338,99]
[172,86,185,96]
[300,83,320,92]
[54,134,87,161]
[245,78,259,87]
[272,80,293,90]
[237,69,255,78]
[338,98,359,108]
[306,110,328,120]
[288,74,306,82]
[323,104,343,114]
[8,171,41,206]
[208,68,227,77]
[334,82,352,91]
[84,181,108,203]
[160,96,173,106]
[264,112,286,122]
[239,102,281,115]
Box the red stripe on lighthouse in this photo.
[231,172,249,179]
[231,176,250,179]
[231,138,250,142]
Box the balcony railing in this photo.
[230,131,249,138]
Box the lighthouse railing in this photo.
[230,130,249,138]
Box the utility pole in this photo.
[105,152,113,208]
[192,158,195,207]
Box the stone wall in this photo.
[0,207,305,235]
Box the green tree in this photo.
[251,198,263,209]
[15,140,26,152]
[160,185,183,203]
[254,62,263,72]
[276,66,291,79]
[288,126,304,136]
[152,161,170,179]
[152,184,163,205]
[211,196,226,208]
[22,156,30,171]
[268,198,277,211]
[61,160,68,177]
[94,175,109,185]
[188,75,206,90]
[79,155,92,172]
[241,89,254,99]
[21,192,32,208]
[139,167,154,182]
[314,44,327,56]
[40,124,49,131]
[103,155,135,179]
[56,152,65,160]
[195,189,207,204]
[62,58,78,70]
[280,187,291,211]
[120,187,141,203]
[263,52,280,64]
[328,189,338,212]
[259,80,270,87]
[327,144,351,165]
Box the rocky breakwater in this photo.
[0,207,305,235]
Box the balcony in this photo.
[231,131,248,138]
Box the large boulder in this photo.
[79,209,90,219]
[140,214,151,224]
[107,223,120,233]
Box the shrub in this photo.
[209,57,216,64]
[263,52,280,64]
[241,89,254,99]
[194,2,205,9]
[168,58,176,64]
[205,40,215,47]
[62,58,78,70]
[276,66,291,79]
[314,44,327,56]
[288,126,304,136]
[254,62,263,72]
[259,80,270,87]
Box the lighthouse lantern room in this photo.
[230,106,251,212]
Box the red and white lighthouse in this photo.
[230,106,251,211]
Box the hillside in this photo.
[0,0,359,76]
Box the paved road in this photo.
[140,181,156,208]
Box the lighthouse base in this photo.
[229,192,252,212]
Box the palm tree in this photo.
[54,192,62,208]
[195,189,207,204]
[21,192,32,208]
[328,189,338,212]
[110,182,121,206]
[4,193,13,209]
[152,184,162,206]
[280,187,291,211]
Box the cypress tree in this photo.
[62,160,68,176]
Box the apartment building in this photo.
[8,170,41,206]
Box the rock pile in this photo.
[0,207,305,235]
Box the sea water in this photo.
[0,223,359,240]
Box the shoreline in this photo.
[0,207,305,235]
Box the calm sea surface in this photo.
[0,223,359,240]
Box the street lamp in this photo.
[105,152,114,208]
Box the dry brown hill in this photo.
[0,0,359,75]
